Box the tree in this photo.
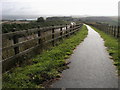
[37,17,45,22]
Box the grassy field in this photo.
[90,26,119,75]
[3,25,88,88]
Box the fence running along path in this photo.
[87,23,120,38]
[2,23,83,72]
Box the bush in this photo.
[37,17,45,22]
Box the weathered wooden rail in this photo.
[87,23,120,38]
[2,23,83,72]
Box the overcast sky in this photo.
[1,0,119,16]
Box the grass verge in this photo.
[90,26,119,75]
[3,25,88,88]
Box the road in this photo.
[51,25,118,88]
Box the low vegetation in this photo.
[2,20,70,33]
[90,26,119,75]
[3,25,88,88]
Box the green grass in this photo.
[90,26,119,75]
[3,25,88,88]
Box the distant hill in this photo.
[46,16,73,21]
[79,16,118,26]
[2,15,118,26]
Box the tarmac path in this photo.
[51,25,118,88]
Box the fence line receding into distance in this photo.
[2,23,83,72]
[87,23,120,38]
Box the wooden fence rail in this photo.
[2,23,83,72]
[86,23,120,38]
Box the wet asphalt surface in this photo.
[51,25,118,88]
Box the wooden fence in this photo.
[2,23,83,72]
[87,23,120,38]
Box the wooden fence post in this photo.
[111,26,113,35]
[104,25,106,33]
[72,25,75,34]
[13,36,19,54]
[52,25,55,46]
[112,26,114,36]
[108,26,110,34]
[60,24,63,39]
[66,24,68,37]
[70,25,72,35]
[103,25,105,32]
[112,26,113,36]
[109,26,111,35]
[106,25,109,34]
[106,25,107,34]
[110,26,112,35]
[38,26,41,44]
[114,26,116,37]
[107,25,109,34]
[117,26,120,38]
[109,26,111,34]
[13,28,19,55]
